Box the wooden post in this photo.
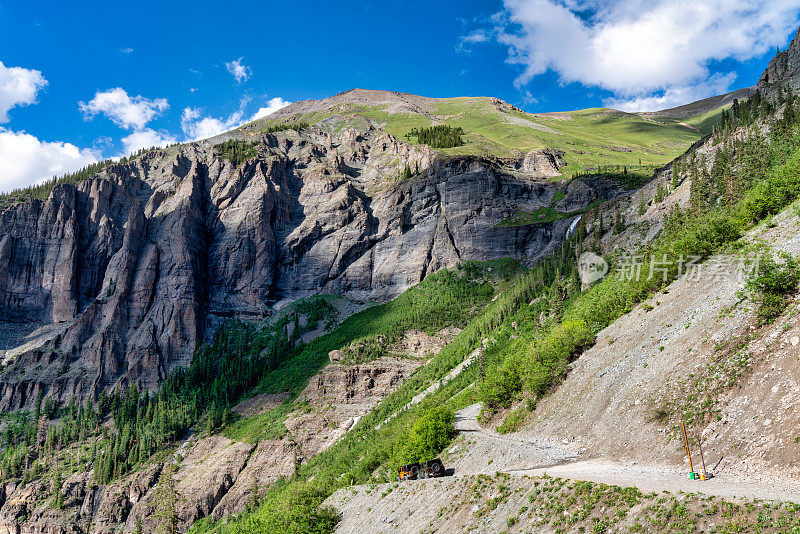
[681,421,694,475]
[698,437,708,479]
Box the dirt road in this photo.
[450,403,800,503]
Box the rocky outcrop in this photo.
[759,28,800,94]
[0,127,622,409]
[209,439,297,521]
[288,356,424,458]
[515,150,565,177]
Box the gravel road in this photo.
[451,403,800,503]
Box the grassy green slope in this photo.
[643,105,731,136]
[245,96,701,176]
[682,104,731,135]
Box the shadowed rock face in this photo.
[759,28,800,95]
[0,127,621,409]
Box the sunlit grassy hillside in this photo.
[244,94,703,176]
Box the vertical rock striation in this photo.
[0,127,621,408]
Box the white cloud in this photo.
[250,97,291,121]
[181,106,244,141]
[0,61,48,123]
[121,47,134,54]
[121,128,176,154]
[496,0,800,110]
[522,89,540,105]
[463,30,489,43]
[0,61,100,193]
[457,30,490,52]
[0,128,99,193]
[79,88,168,130]
[79,88,175,157]
[225,58,252,84]
[181,97,291,141]
[605,73,738,112]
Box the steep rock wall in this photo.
[0,128,621,408]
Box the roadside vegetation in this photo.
[461,473,800,532]
[746,252,800,325]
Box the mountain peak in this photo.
[266,88,442,120]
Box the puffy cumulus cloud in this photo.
[249,97,291,121]
[79,88,169,130]
[121,128,176,155]
[496,0,800,110]
[225,58,252,84]
[181,97,291,141]
[0,128,99,193]
[0,61,48,123]
[78,87,175,158]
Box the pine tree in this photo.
[613,212,625,235]
[52,469,63,509]
[154,464,180,534]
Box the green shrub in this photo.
[208,482,339,534]
[482,364,523,408]
[747,253,800,324]
[397,406,455,464]
[497,406,527,434]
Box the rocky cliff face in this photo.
[0,126,622,409]
[759,28,800,94]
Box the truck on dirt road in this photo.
[397,459,446,480]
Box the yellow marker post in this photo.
[681,421,695,479]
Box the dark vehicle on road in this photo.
[397,459,446,480]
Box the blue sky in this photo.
[1,0,800,192]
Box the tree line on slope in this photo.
[0,301,316,486]
[0,146,173,207]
